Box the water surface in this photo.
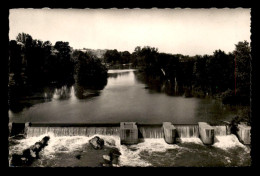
[9,69,240,124]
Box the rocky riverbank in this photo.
[9,135,121,167]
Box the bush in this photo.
[74,51,108,86]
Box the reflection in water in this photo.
[53,86,71,100]
[134,71,176,96]
[108,71,130,79]
[8,85,56,113]
[8,69,250,167]
[74,84,101,100]
[9,69,242,125]
[8,75,108,112]
[73,76,108,100]
[43,87,56,101]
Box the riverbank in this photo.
[134,69,251,126]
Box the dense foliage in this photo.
[104,49,131,65]
[9,32,250,106]
[9,33,108,87]
[73,50,108,87]
[122,43,250,105]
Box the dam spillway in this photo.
[10,122,231,139]
[175,124,199,138]
[26,127,121,138]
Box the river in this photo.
[8,69,251,167]
[9,69,241,124]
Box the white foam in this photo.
[213,134,249,152]
[9,133,120,157]
[108,69,135,73]
[9,135,47,155]
[118,138,180,167]
[179,137,203,144]
[10,134,250,167]
[42,134,89,157]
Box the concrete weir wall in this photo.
[198,122,214,145]
[9,122,251,146]
[120,122,138,145]
[163,122,177,144]
[237,124,251,145]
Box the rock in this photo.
[109,148,121,158]
[89,136,104,150]
[10,136,50,166]
[40,136,50,147]
[75,154,81,160]
[10,154,23,166]
[109,148,121,166]
[22,148,33,158]
[33,142,41,150]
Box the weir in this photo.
[26,127,120,138]
[175,124,199,138]
[11,122,230,140]
[212,126,227,136]
[138,124,164,138]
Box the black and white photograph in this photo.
[8,8,252,167]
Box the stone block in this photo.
[163,122,177,144]
[120,122,138,145]
[198,122,214,145]
[237,124,251,145]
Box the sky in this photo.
[9,8,251,56]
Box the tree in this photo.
[104,49,121,64]
[205,50,234,93]
[9,40,23,85]
[54,41,73,81]
[131,46,159,74]
[24,39,47,83]
[193,55,209,92]
[74,51,108,87]
[120,51,131,64]
[157,53,179,82]
[234,41,251,97]
[16,33,33,47]
[178,56,195,91]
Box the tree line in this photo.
[103,43,250,104]
[9,33,107,87]
[9,33,251,105]
[156,42,249,104]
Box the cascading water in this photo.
[10,124,250,167]
[175,125,199,138]
[26,127,120,138]
[25,124,229,138]
[213,126,228,136]
[138,126,164,138]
